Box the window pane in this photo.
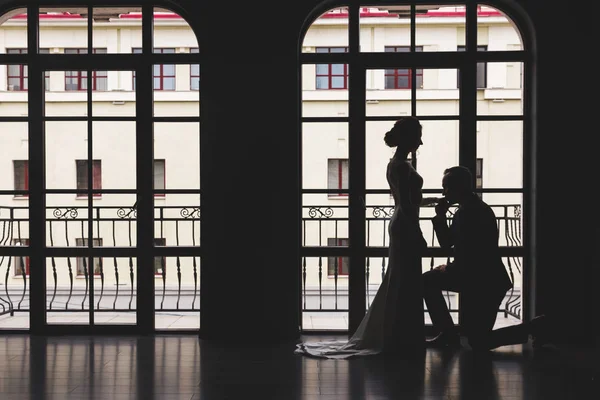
[92,70,136,116]
[7,76,23,91]
[477,5,523,50]
[331,77,345,88]
[302,122,348,190]
[476,120,523,189]
[302,7,348,53]
[39,10,88,52]
[154,123,200,190]
[366,120,460,190]
[163,77,175,90]
[330,64,345,75]
[477,62,523,116]
[92,121,135,191]
[384,75,395,89]
[315,64,329,75]
[396,76,409,88]
[416,68,459,116]
[315,76,329,90]
[416,5,465,51]
[45,122,87,189]
[0,123,28,195]
[366,69,412,117]
[65,77,78,91]
[46,255,90,325]
[360,6,412,52]
[93,7,142,53]
[8,64,21,77]
[154,7,198,52]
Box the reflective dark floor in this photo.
[0,335,594,400]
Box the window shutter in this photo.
[340,159,349,190]
[93,160,102,190]
[76,160,87,190]
[154,160,165,190]
[327,159,338,190]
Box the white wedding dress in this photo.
[295,159,426,359]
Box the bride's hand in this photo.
[421,197,441,207]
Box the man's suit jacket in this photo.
[432,193,513,296]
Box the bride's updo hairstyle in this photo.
[384,116,422,148]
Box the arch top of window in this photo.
[300,3,524,54]
[0,5,199,52]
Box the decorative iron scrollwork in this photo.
[514,205,521,219]
[53,208,79,219]
[308,207,334,219]
[180,207,201,219]
[117,206,137,219]
[372,206,394,219]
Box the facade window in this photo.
[7,48,50,90]
[154,238,166,275]
[13,160,28,196]
[190,47,199,90]
[75,238,103,276]
[327,238,349,276]
[384,46,423,89]
[64,48,108,91]
[13,239,30,276]
[327,159,348,197]
[76,160,102,196]
[154,159,166,196]
[132,48,176,90]
[7,48,27,91]
[457,45,487,88]
[316,47,348,89]
[476,158,483,198]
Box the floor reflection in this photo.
[0,335,593,399]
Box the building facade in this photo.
[0,5,525,329]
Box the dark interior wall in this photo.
[0,0,592,343]
[187,0,594,343]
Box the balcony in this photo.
[0,202,523,331]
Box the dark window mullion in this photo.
[27,5,46,333]
[410,4,418,167]
[87,5,95,325]
[136,3,155,333]
[347,3,366,335]
[456,1,480,328]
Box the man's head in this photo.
[442,166,473,204]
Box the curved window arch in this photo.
[0,2,201,333]
[299,0,536,333]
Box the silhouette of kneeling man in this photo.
[424,166,548,350]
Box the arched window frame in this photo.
[0,0,202,334]
[298,0,537,333]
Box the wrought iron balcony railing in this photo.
[301,203,523,321]
[0,203,522,327]
[0,204,200,318]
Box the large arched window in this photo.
[299,0,536,334]
[0,2,201,334]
